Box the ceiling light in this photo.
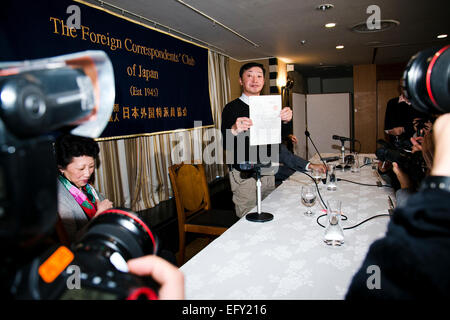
[300,40,307,45]
[316,4,334,11]
[437,34,448,39]
[336,45,344,49]
[325,23,336,28]
[350,20,399,33]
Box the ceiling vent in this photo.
[351,19,400,33]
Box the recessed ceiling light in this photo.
[437,34,448,39]
[336,45,344,49]
[325,23,336,28]
[300,40,307,45]
[316,4,334,11]
[350,20,399,33]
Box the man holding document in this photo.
[221,62,324,218]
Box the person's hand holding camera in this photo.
[127,255,185,299]
[431,113,450,177]
[392,162,412,189]
[410,136,424,153]
[386,126,405,136]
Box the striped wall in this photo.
[269,57,279,94]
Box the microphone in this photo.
[305,130,328,183]
[332,135,355,169]
[332,135,355,142]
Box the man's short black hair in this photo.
[239,62,266,78]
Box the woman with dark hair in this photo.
[55,134,113,243]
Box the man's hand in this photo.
[378,160,392,173]
[288,134,298,144]
[231,117,253,135]
[309,163,326,173]
[280,107,293,123]
[431,113,450,176]
[386,126,405,136]
[128,255,185,300]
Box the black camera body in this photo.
[11,209,159,300]
[376,140,427,190]
[8,208,160,300]
[0,52,160,300]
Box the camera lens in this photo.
[76,208,157,260]
[403,45,450,114]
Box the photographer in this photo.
[384,87,429,149]
[346,113,450,299]
[391,130,435,207]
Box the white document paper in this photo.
[249,95,282,146]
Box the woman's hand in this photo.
[96,199,113,215]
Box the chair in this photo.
[168,162,238,265]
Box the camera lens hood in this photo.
[403,45,450,114]
[79,208,157,260]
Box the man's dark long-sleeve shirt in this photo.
[221,96,289,166]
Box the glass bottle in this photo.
[323,200,344,246]
[326,163,337,191]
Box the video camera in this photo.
[375,139,427,189]
[0,51,159,299]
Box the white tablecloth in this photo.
[181,154,394,299]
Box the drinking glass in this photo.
[301,185,317,216]
[312,168,323,185]
[351,152,360,173]
[323,199,345,246]
[326,163,337,191]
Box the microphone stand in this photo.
[336,138,351,171]
[245,164,274,222]
[305,130,328,184]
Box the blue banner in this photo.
[0,0,213,139]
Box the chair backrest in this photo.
[168,163,211,221]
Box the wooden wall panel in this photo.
[353,64,377,153]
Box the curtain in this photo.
[94,51,231,212]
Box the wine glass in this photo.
[301,185,317,216]
[351,152,360,173]
[312,168,322,185]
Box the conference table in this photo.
[180,154,395,299]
